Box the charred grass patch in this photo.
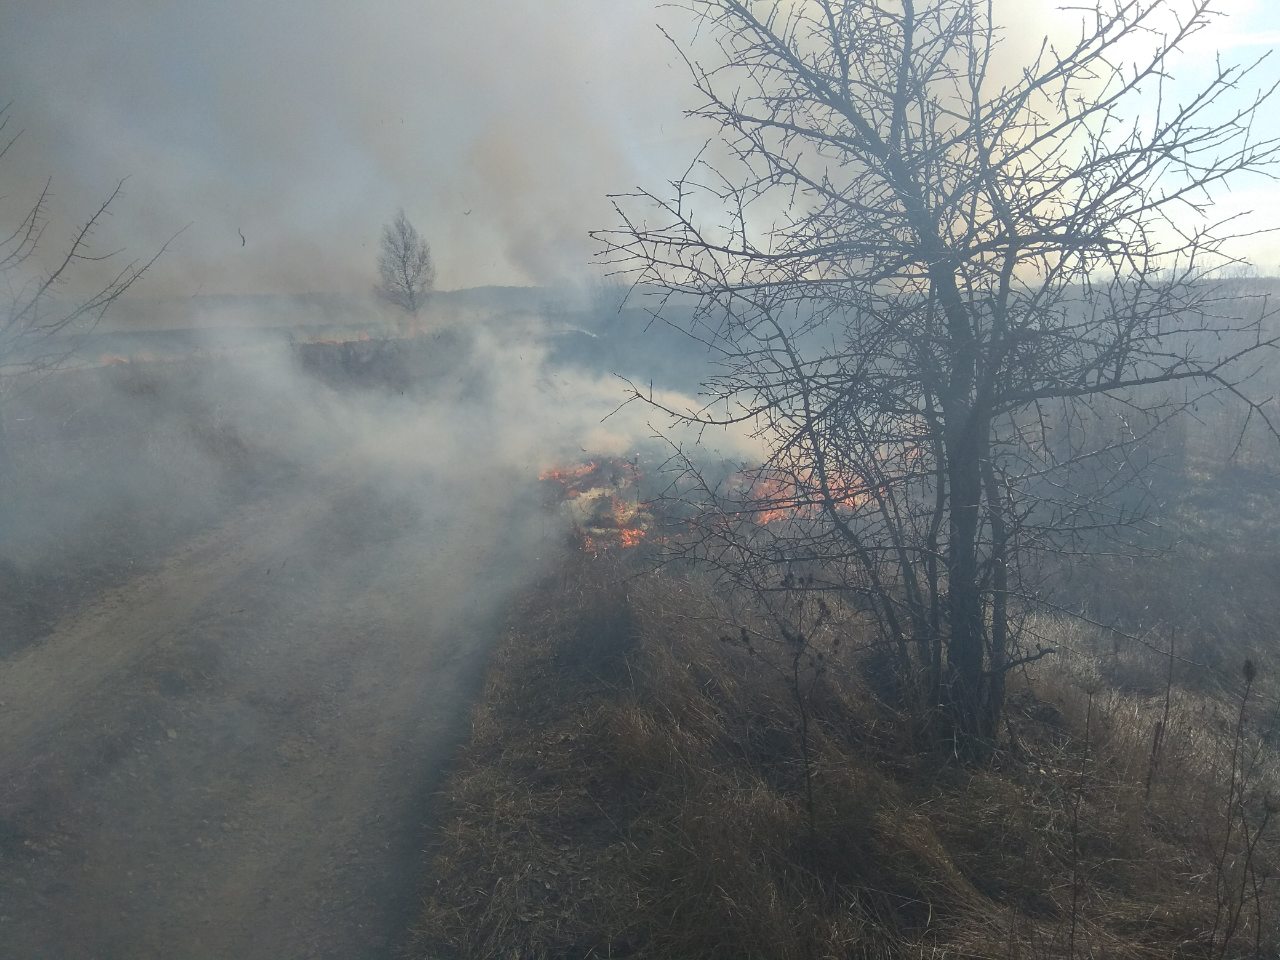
[414,557,1280,959]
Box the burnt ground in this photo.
[0,476,531,959]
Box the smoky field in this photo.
[0,296,751,959]
[2,287,1279,960]
[0,296,716,647]
[8,0,1280,956]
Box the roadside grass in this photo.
[412,533,1280,959]
[414,452,1280,959]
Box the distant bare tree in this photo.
[597,0,1280,753]
[376,209,435,316]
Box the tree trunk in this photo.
[981,438,1009,742]
[930,256,991,752]
[945,417,989,751]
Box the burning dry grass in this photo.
[539,457,653,554]
[413,559,1280,959]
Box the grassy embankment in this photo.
[414,463,1280,959]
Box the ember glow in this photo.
[739,475,800,525]
[540,456,651,553]
[733,470,871,526]
[538,461,604,497]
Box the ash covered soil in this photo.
[0,476,519,959]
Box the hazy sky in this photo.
[1,0,1278,298]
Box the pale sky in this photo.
[0,0,1277,297]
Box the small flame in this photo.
[539,461,600,498]
[734,470,870,525]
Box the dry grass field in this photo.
[414,479,1280,959]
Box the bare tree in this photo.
[0,102,163,475]
[376,208,435,316]
[596,0,1280,753]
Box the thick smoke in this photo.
[0,302,763,651]
[12,0,1264,297]
[0,0,701,294]
[0,0,1275,620]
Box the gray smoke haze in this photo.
[2,0,1278,300]
[2,5,1280,951]
[0,314,763,595]
[1,0,1273,583]
[0,0,708,296]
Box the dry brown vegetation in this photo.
[414,535,1280,958]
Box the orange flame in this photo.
[541,456,651,552]
[539,462,598,483]
[735,469,871,525]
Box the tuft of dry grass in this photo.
[412,557,1280,959]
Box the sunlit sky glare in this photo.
[0,0,1278,299]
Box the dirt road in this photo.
[0,480,531,958]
